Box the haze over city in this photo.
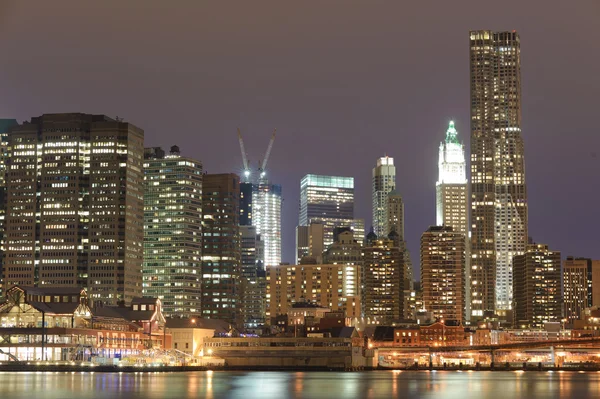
[1,0,598,270]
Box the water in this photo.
[1,370,600,399]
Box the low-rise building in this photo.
[166,318,233,357]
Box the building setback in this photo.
[201,174,241,324]
[420,226,466,323]
[299,174,355,248]
[563,257,600,324]
[512,244,561,329]
[143,146,203,317]
[469,30,528,317]
[3,113,144,305]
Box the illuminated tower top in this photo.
[437,121,466,185]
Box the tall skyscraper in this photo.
[143,146,203,317]
[239,182,254,226]
[240,225,266,332]
[0,119,18,295]
[3,113,144,304]
[470,30,528,317]
[299,174,354,248]
[436,120,469,318]
[420,226,466,323]
[387,191,405,241]
[372,156,396,238]
[252,182,282,267]
[362,232,404,324]
[201,174,241,324]
[512,243,561,329]
[563,257,600,324]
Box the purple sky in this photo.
[1,1,599,273]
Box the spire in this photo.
[445,120,459,144]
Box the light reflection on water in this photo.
[0,370,599,399]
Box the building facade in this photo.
[266,263,361,321]
[420,226,466,323]
[563,257,600,324]
[362,235,404,324]
[299,174,354,248]
[470,30,528,317]
[143,146,202,317]
[435,121,469,319]
[0,119,18,296]
[252,182,282,267]
[201,174,241,324]
[372,156,396,238]
[3,114,144,305]
[512,244,561,329]
[239,225,266,332]
[296,223,325,264]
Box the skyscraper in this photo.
[299,174,354,247]
[387,191,405,241]
[240,225,266,332]
[252,182,282,267]
[563,257,600,324]
[295,223,325,264]
[201,173,241,324]
[420,226,466,323]
[512,243,561,329]
[372,156,396,238]
[143,146,203,317]
[0,119,18,296]
[470,30,528,317]
[436,120,469,318]
[3,113,144,304]
[362,232,404,324]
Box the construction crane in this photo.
[258,129,277,180]
[237,128,251,181]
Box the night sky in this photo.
[1,1,599,274]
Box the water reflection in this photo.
[0,371,600,398]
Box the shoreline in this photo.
[1,364,600,373]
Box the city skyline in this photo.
[1,2,598,271]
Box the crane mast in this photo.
[237,128,251,181]
[259,129,277,180]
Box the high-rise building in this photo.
[266,263,361,321]
[239,182,254,226]
[362,232,404,324]
[299,174,354,248]
[563,257,600,324]
[372,156,396,238]
[470,30,528,317]
[387,191,404,241]
[512,244,561,329]
[201,174,241,324]
[295,223,325,264]
[420,226,466,323]
[3,114,144,304]
[436,120,469,318]
[351,218,365,244]
[0,119,18,295]
[252,182,282,267]
[143,146,203,317]
[240,225,266,332]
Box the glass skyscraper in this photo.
[372,156,396,238]
[470,30,528,317]
[299,174,354,247]
[252,182,282,267]
[143,146,203,317]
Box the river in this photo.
[1,370,599,398]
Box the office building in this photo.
[387,191,404,241]
[201,174,241,324]
[252,182,282,267]
[362,232,404,324]
[563,257,600,324]
[420,226,466,323]
[372,156,396,238]
[0,119,18,295]
[299,174,354,248]
[351,218,365,244]
[239,182,254,226]
[296,223,325,264]
[512,244,561,329]
[470,30,528,316]
[3,113,144,305]
[143,146,203,317]
[240,225,266,332]
[266,263,361,321]
[436,120,470,318]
